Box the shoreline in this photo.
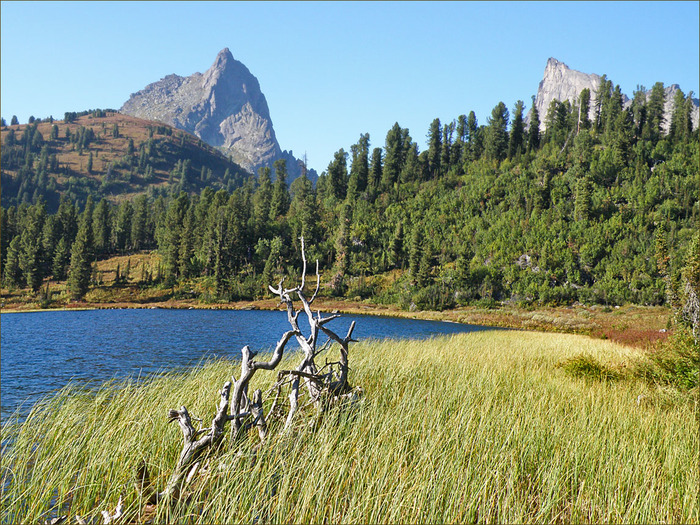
[0,298,672,349]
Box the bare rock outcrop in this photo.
[121,48,315,182]
[529,57,698,133]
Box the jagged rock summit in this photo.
[531,58,608,128]
[121,48,314,181]
[531,57,699,132]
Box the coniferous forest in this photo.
[1,79,698,311]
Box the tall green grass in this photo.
[2,331,697,523]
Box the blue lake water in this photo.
[0,308,493,421]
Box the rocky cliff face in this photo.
[121,48,315,182]
[530,58,699,132]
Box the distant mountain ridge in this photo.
[530,58,699,132]
[121,48,316,183]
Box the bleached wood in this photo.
[158,381,232,500]
[231,330,297,433]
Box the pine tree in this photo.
[508,100,525,159]
[465,111,479,160]
[681,231,700,340]
[334,203,352,276]
[417,244,433,288]
[368,147,383,197]
[400,143,422,183]
[593,74,612,133]
[52,236,71,280]
[347,133,370,196]
[67,210,94,300]
[92,199,112,255]
[253,167,273,237]
[327,149,348,200]
[130,194,149,251]
[261,236,283,292]
[113,201,133,253]
[389,221,404,269]
[409,225,422,279]
[485,102,509,162]
[160,192,189,280]
[578,88,591,131]
[427,118,442,179]
[269,159,290,219]
[574,176,593,221]
[3,236,24,287]
[644,82,665,143]
[654,226,675,308]
[440,121,454,174]
[4,129,16,147]
[669,88,691,142]
[382,123,407,190]
[19,203,46,291]
[178,203,196,278]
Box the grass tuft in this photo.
[559,354,622,382]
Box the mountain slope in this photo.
[0,111,249,211]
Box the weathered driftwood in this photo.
[267,237,360,432]
[137,237,362,512]
[142,381,234,503]
[231,329,298,435]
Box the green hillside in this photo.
[0,110,249,212]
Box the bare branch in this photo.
[159,381,232,501]
[276,369,326,386]
[309,260,321,305]
[250,389,267,443]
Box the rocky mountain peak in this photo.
[529,58,698,132]
[530,58,603,129]
[213,47,233,67]
[120,49,314,182]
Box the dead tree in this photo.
[268,237,357,432]
[136,237,360,509]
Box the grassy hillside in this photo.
[0,111,249,211]
[1,330,696,523]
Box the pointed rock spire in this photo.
[120,49,316,182]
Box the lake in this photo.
[0,308,493,421]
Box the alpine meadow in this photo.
[1,5,699,523]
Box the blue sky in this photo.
[2,1,698,172]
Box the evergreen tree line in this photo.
[1,80,697,308]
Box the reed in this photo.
[1,330,697,523]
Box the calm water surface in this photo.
[1,308,492,420]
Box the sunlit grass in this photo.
[2,331,697,523]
